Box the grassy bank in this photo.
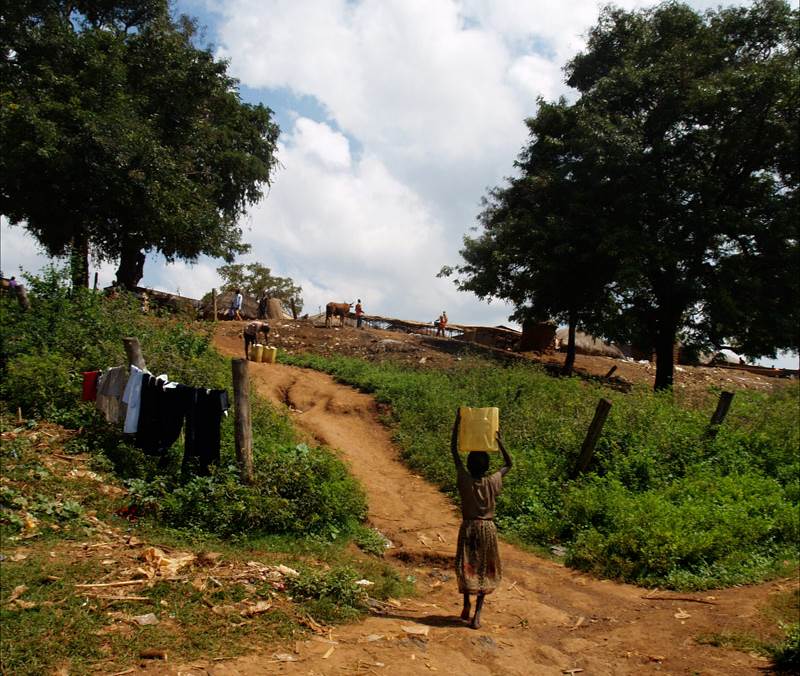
[282,351,799,591]
[0,269,409,673]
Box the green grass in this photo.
[0,413,412,675]
[0,269,411,673]
[281,351,799,590]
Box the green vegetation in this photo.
[0,267,365,540]
[0,422,406,674]
[282,351,799,591]
[0,272,408,674]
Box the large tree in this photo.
[445,100,617,375]
[0,1,280,289]
[451,0,799,389]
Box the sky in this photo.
[2,0,796,367]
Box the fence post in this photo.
[232,358,254,485]
[212,287,218,321]
[604,365,618,379]
[706,391,734,439]
[93,272,99,291]
[122,337,146,370]
[572,398,613,477]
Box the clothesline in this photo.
[83,365,230,475]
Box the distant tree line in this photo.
[1,0,280,290]
[444,0,798,389]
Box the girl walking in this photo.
[450,409,512,629]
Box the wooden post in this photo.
[15,285,30,311]
[122,337,146,370]
[93,271,99,291]
[212,287,218,321]
[572,398,613,477]
[232,358,254,485]
[706,391,734,439]
[604,365,618,379]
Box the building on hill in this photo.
[555,328,624,359]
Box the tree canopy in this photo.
[217,262,303,316]
[1,0,280,288]
[448,0,799,389]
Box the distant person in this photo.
[355,299,364,328]
[450,409,512,629]
[8,276,17,289]
[243,320,270,358]
[230,288,243,320]
[257,292,269,319]
[436,311,448,337]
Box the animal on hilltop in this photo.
[325,302,352,327]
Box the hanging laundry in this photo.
[81,371,100,401]
[122,365,145,434]
[134,374,170,455]
[95,366,128,423]
[183,388,230,475]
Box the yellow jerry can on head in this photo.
[458,406,500,453]
[261,346,278,363]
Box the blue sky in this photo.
[2,0,796,367]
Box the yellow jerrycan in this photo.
[458,406,500,453]
[261,346,278,364]
[249,344,264,362]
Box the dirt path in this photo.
[194,329,788,675]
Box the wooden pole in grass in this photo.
[232,358,254,485]
[604,365,618,379]
[212,287,218,321]
[706,391,734,439]
[572,398,612,477]
[122,337,146,370]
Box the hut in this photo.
[518,321,556,352]
[555,328,624,359]
[457,325,520,350]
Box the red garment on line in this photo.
[82,371,100,401]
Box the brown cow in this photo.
[325,302,352,327]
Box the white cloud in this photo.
[5,0,756,333]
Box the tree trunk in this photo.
[654,326,677,391]
[561,310,577,376]
[70,234,89,289]
[115,244,146,290]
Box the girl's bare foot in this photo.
[469,616,481,629]
[460,593,471,620]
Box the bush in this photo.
[128,444,367,539]
[772,623,800,673]
[285,566,368,622]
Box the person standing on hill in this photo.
[243,320,270,358]
[450,409,512,629]
[231,288,243,320]
[436,310,448,336]
[355,299,364,328]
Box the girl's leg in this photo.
[470,592,485,629]
[460,593,471,620]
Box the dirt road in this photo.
[199,328,786,675]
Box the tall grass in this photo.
[283,352,799,589]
